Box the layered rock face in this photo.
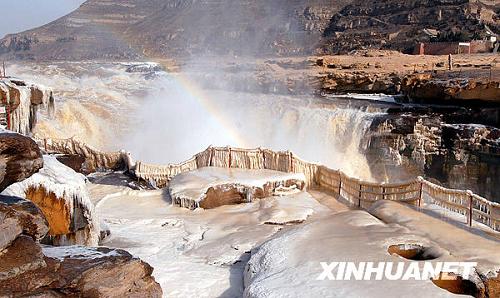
[367,112,500,201]
[321,0,499,54]
[402,73,500,104]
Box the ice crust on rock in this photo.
[2,155,100,246]
[0,78,54,135]
[169,167,306,209]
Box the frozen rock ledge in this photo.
[168,167,306,209]
[2,155,100,246]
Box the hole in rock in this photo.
[387,244,440,261]
[431,272,479,297]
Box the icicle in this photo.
[1,155,100,246]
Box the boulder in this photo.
[0,133,43,192]
[3,155,100,246]
[0,197,162,297]
[169,167,306,209]
[0,235,46,284]
[0,195,49,250]
[0,245,163,297]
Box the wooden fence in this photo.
[42,140,500,232]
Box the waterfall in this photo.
[10,62,381,181]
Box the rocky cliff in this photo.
[367,112,500,202]
[0,0,350,60]
[321,0,499,53]
[1,0,497,60]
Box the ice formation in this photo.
[2,155,100,246]
[38,136,129,172]
[0,78,54,135]
[168,167,306,209]
[90,175,331,297]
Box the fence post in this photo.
[467,190,473,227]
[358,181,362,208]
[338,172,342,197]
[260,148,265,169]
[208,147,214,167]
[417,176,424,207]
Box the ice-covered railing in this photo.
[37,137,132,173]
[134,147,316,189]
[41,139,500,232]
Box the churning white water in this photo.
[10,62,382,180]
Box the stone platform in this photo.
[168,167,306,209]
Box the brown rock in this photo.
[25,185,97,246]
[30,86,45,105]
[0,235,46,284]
[0,195,49,250]
[0,198,162,297]
[0,245,163,297]
[0,133,43,192]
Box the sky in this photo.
[0,0,86,38]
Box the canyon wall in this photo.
[1,0,497,60]
[367,113,500,201]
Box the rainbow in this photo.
[166,71,249,148]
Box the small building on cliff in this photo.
[414,40,496,55]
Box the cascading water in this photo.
[10,62,381,181]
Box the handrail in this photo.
[39,137,500,232]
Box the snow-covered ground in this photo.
[89,173,331,297]
[244,200,500,298]
[87,171,500,298]
[244,211,453,298]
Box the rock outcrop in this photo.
[0,132,43,191]
[169,167,306,209]
[366,113,500,201]
[0,131,162,297]
[3,155,100,246]
[0,195,48,251]
[318,71,401,95]
[402,73,500,104]
[0,196,162,297]
[0,78,54,135]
